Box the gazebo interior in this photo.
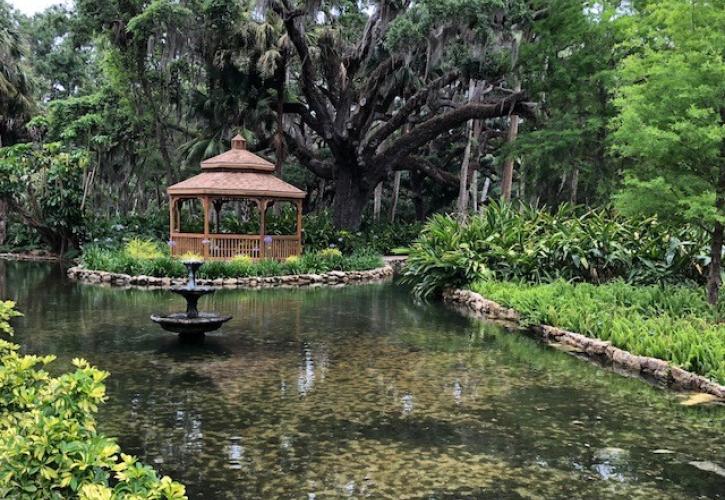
[167,135,306,260]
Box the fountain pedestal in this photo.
[151,260,232,340]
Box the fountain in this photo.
[150,260,232,341]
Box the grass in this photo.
[470,280,725,384]
[81,240,383,279]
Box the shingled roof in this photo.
[168,135,306,199]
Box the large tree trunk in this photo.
[332,167,369,230]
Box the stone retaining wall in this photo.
[67,265,394,289]
[444,288,725,398]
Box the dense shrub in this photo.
[403,202,710,298]
[302,210,423,254]
[82,245,384,279]
[0,142,88,254]
[0,300,186,499]
[470,280,725,384]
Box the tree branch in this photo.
[284,130,333,179]
[272,1,334,137]
[372,93,536,180]
[363,71,460,158]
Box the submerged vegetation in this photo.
[0,301,187,498]
[82,239,383,279]
[470,280,725,385]
[402,203,709,299]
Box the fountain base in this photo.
[150,312,232,337]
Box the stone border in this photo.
[0,252,63,262]
[443,288,725,398]
[66,265,394,289]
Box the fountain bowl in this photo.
[150,312,232,337]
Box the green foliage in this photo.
[0,301,186,499]
[82,245,383,279]
[0,142,88,253]
[402,202,709,298]
[302,211,423,254]
[123,238,164,260]
[0,300,21,335]
[611,0,725,228]
[470,280,725,384]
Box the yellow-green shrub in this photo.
[0,302,186,499]
[318,247,342,259]
[123,238,164,260]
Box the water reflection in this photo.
[3,260,725,499]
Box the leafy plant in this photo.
[403,202,709,298]
[124,238,164,260]
[0,301,187,499]
[471,280,725,384]
[0,142,88,254]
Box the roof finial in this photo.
[231,134,247,150]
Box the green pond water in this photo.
[2,261,724,499]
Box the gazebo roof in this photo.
[168,135,306,199]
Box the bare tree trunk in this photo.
[707,220,723,307]
[500,90,520,203]
[390,171,401,223]
[480,177,491,208]
[373,182,382,222]
[457,79,477,219]
[469,170,479,213]
[570,166,580,205]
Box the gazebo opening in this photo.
[167,135,306,260]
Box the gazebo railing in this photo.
[170,233,301,261]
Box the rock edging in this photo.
[443,288,725,398]
[0,251,63,262]
[66,265,394,289]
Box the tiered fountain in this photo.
[151,260,232,341]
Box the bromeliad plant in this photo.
[403,202,710,298]
[0,300,187,499]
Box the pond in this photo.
[2,261,724,499]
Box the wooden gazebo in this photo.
[167,135,306,260]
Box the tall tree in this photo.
[268,0,537,229]
[611,0,725,305]
[517,0,621,208]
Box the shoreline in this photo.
[444,288,725,399]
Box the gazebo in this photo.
[167,135,306,261]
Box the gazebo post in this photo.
[202,196,210,260]
[296,199,303,255]
[168,196,175,244]
[174,200,181,232]
[258,198,268,259]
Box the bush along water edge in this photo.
[0,300,187,499]
[81,239,384,279]
[469,280,725,386]
[402,202,711,299]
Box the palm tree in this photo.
[0,0,34,147]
